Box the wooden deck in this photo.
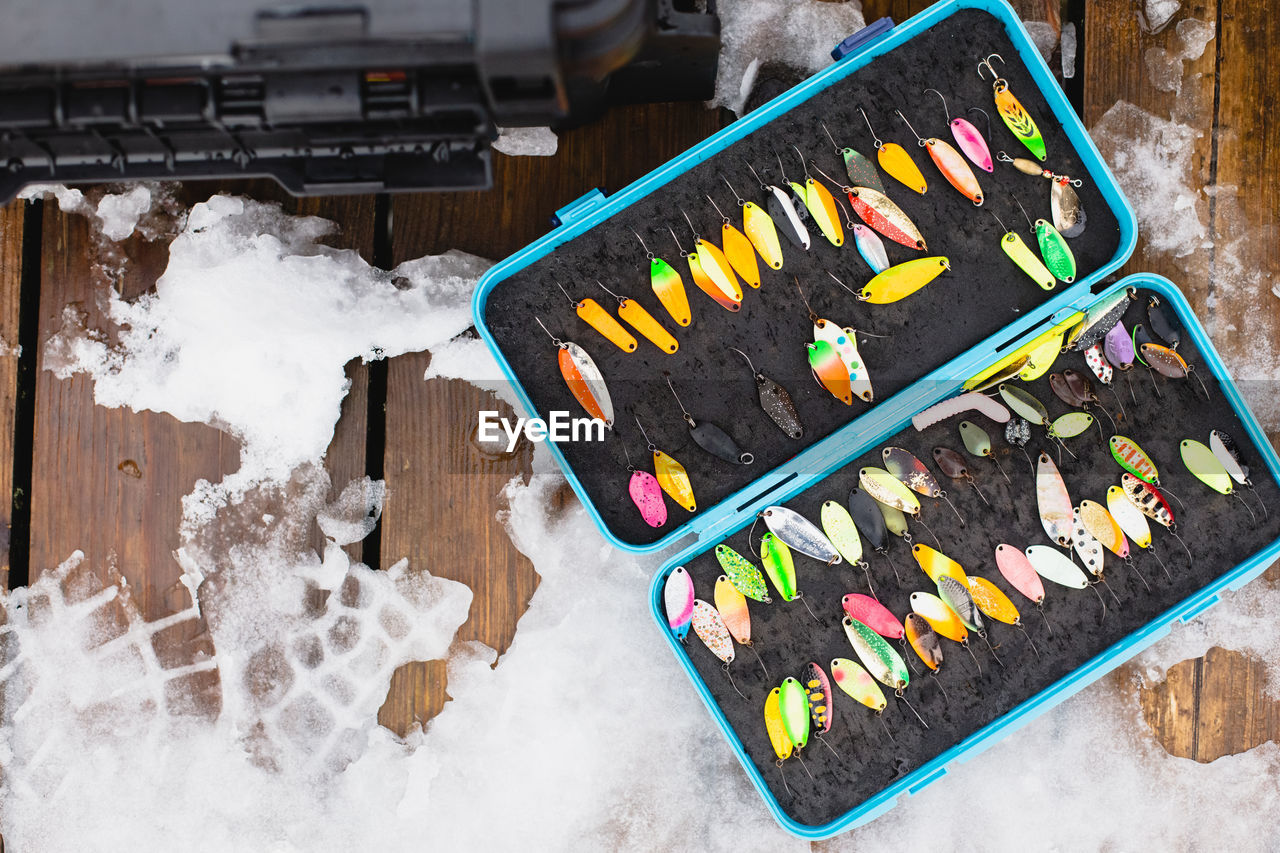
[0,0,1276,782]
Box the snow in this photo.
[712,0,866,114]
[1142,0,1181,34]
[492,126,559,157]
[19,184,157,241]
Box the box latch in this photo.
[552,188,608,227]
[831,18,896,61]
[1179,593,1221,624]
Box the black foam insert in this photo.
[672,288,1280,829]
[482,9,1123,547]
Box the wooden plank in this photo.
[1084,0,1220,305]
[378,101,724,734]
[1138,653,1201,759]
[0,201,22,590]
[28,186,376,645]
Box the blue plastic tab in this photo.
[831,18,896,61]
[1179,593,1221,623]
[551,188,607,227]
[907,767,946,795]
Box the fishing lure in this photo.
[1036,451,1074,547]
[958,419,1011,483]
[665,377,753,465]
[552,279,637,353]
[674,211,743,311]
[896,109,984,204]
[729,348,804,440]
[912,394,1011,431]
[996,153,1086,237]
[1147,295,1181,349]
[1131,324,1157,367]
[859,106,928,194]
[706,193,762,287]
[994,544,1052,632]
[830,658,889,712]
[860,257,950,304]
[1024,544,1091,590]
[1142,343,1210,399]
[999,383,1049,428]
[852,224,890,274]
[910,590,981,673]
[1005,417,1033,473]
[1070,507,1107,583]
[1211,429,1268,518]
[842,593,904,641]
[808,339,854,405]
[912,543,968,586]
[968,575,1037,655]
[884,446,964,524]
[779,677,811,751]
[722,176,783,271]
[691,599,736,665]
[808,298,875,404]
[802,663,839,756]
[746,161,810,251]
[663,566,695,640]
[713,578,755,667]
[1011,195,1074,283]
[632,229,692,327]
[621,440,667,528]
[1080,499,1150,590]
[635,415,696,512]
[1063,368,1119,431]
[784,148,844,247]
[903,613,944,671]
[1109,435,1160,485]
[936,575,983,632]
[989,209,1055,290]
[876,499,918,548]
[1181,439,1257,521]
[1048,412,1095,453]
[859,467,922,517]
[978,54,1045,160]
[851,187,929,251]
[1069,289,1133,352]
[1120,473,1183,531]
[972,356,1032,393]
[1049,372,1085,406]
[1104,321,1135,370]
[761,505,842,565]
[763,687,795,789]
[842,617,910,690]
[848,486,902,585]
[594,280,678,354]
[822,501,876,595]
[925,88,993,172]
[933,446,989,505]
[1107,484,1172,579]
[822,121,886,194]
[715,544,772,603]
[536,318,614,427]
[760,533,798,602]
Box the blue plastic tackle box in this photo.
[472,0,1280,838]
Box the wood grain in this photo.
[377,101,723,733]
[0,201,22,590]
[27,186,376,703]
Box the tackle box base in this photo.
[470,0,1280,839]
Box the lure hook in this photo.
[723,663,746,700]
[879,547,904,586]
[895,689,929,729]
[857,560,878,601]
[816,732,841,759]
[667,226,689,257]
[630,228,655,259]
[1011,193,1034,231]
[977,630,1005,668]
[775,151,790,183]
[961,638,983,675]
[795,590,824,625]
[876,710,896,742]
[827,187,858,230]
[1016,622,1040,658]
[923,87,951,122]
[967,107,993,141]
[793,276,818,322]
[967,476,990,506]
[1036,603,1054,635]
[930,672,951,705]
[721,175,747,207]
[1099,575,1122,608]
[1233,490,1259,524]
[826,270,858,298]
[1187,364,1212,401]
[729,346,758,376]
[745,640,769,678]
[938,490,966,526]
[665,375,694,424]
[806,160,853,194]
[680,207,700,240]
[776,761,792,798]
[894,109,927,147]
[706,193,731,224]
[857,106,883,149]
[1125,557,1152,593]
[992,453,1011,483]
[595,279,625,305]
[790,144,811,180]
[794,749,815,780]
[977,53,1005,82]
[534,316,564,347]
[620,438,637,472]
[633,414,656,451]
[745,160,769,191]
[986,207,1010,234]
[1087,579,1108,619]
[551,277,578,306]
[747,514,762,557]
[821,121,843,155]
[915,514,943,550]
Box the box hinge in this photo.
[831,18,896,61]
[552,188,608,227]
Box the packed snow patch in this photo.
[44,195,490,486]
[492,126,559,157]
